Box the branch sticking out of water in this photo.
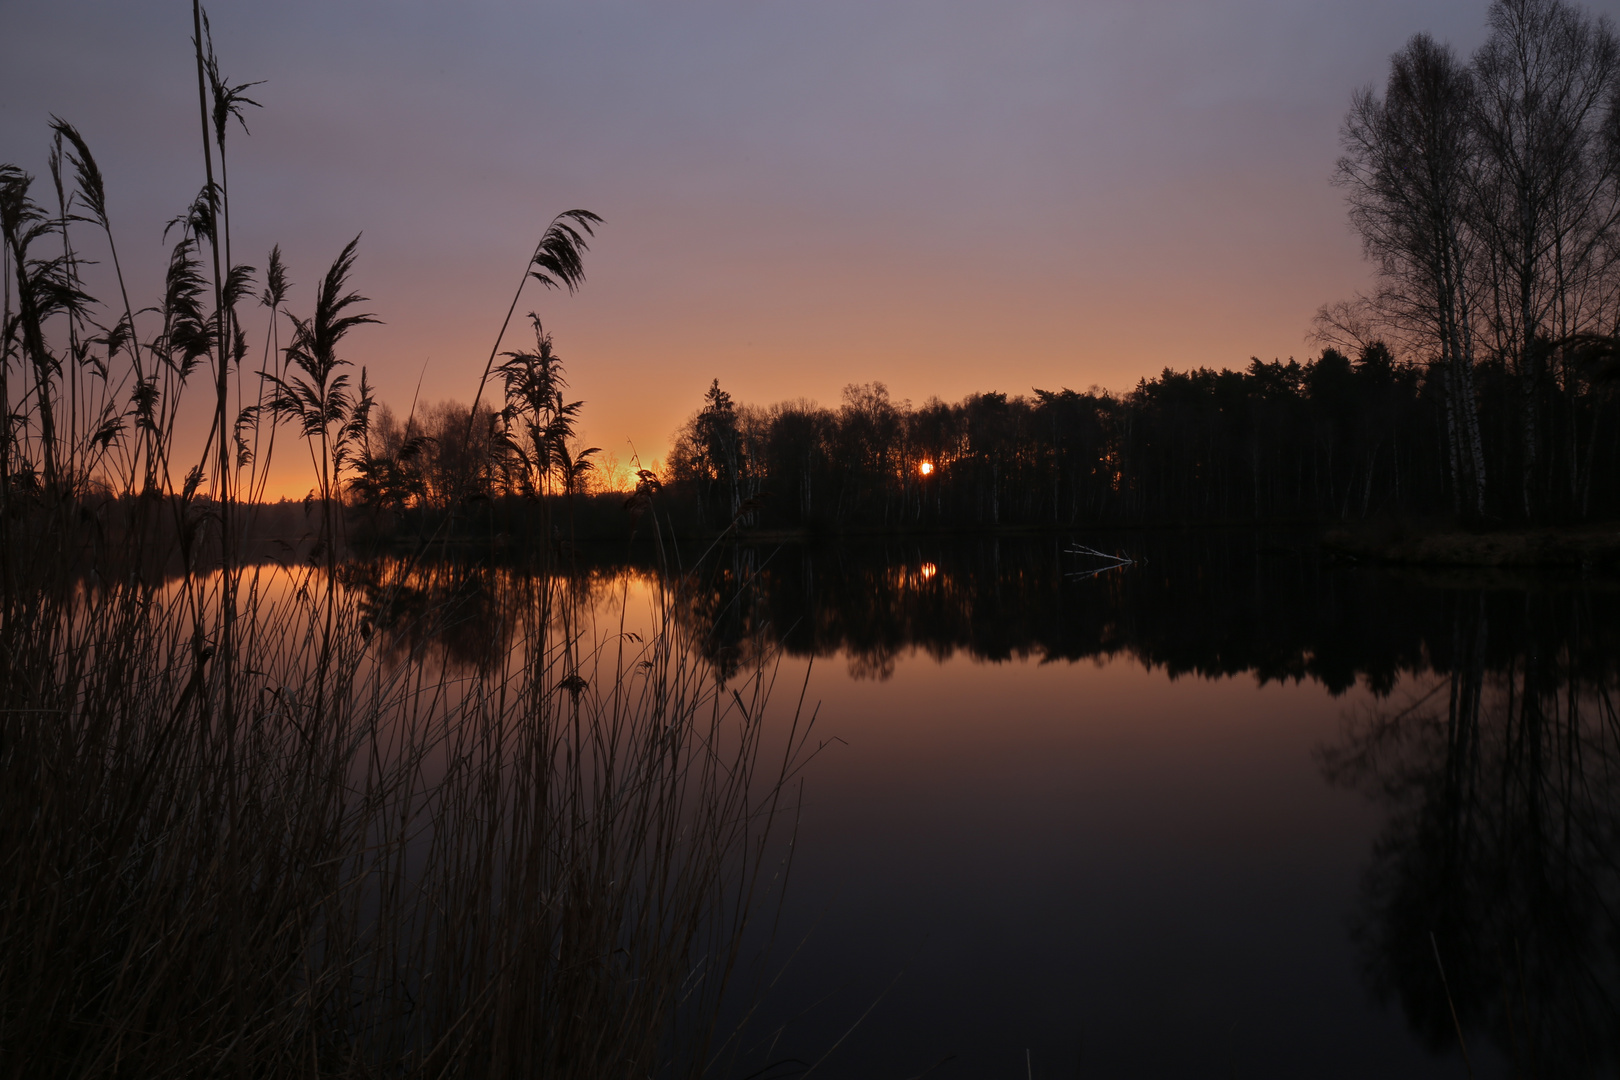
[1064,543,1136,580]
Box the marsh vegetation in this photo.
[0,8,808,1078]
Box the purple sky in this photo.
[7,0,1616,493]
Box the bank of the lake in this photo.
[1324,521,1620,570]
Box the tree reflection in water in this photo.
[665,536,1620,1071]
[337,555,657,673]
[338,534,1620,1070]
[666,532,1502,690]
[1322,592,1620,1075]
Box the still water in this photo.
[366,530,1620,1078]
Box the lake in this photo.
[353,529,1620,1078]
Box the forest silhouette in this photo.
[345,330,1618,544]
[653,343,1616,535]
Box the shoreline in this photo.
[1323,524,1620,569]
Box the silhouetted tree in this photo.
[1338,33,1488,517]
[1471,0,1620,520]
[1329,0,1620,523]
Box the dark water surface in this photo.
[358,530,1620,1077]
[662,531,1619,1080]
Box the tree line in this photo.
[662,341,1617,533]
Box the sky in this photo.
[6,0,1619,495]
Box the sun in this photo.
[918,461,934,476]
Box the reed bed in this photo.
[1,7,810,1075]
[0,538,810,1078]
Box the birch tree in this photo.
[1337,34,1488,516]
[1470,0,1620,518]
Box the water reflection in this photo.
[340,558,511,667]
[667,535,1620,1072]
[669,534,1618,691]
[335,554,659,671]
[328,534,1620,1072]
[1322,594,1620,1075]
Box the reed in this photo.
[0,9,809,1077]
[0,544,810,1078]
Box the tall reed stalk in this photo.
[0,9,809,1077]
